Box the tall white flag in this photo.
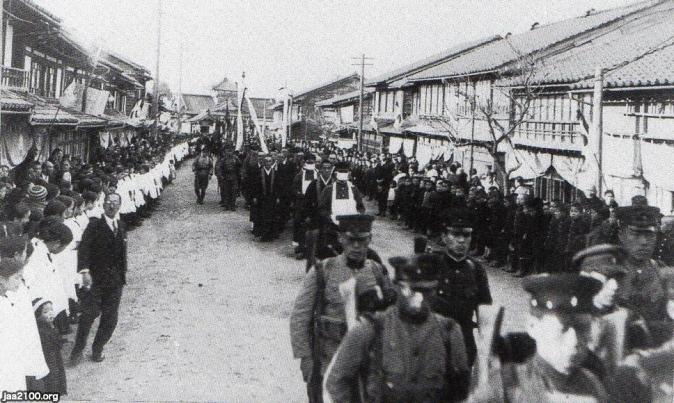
[246,95,268,154]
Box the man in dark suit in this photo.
[70,193,127,365]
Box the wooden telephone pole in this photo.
[351,54,373,152]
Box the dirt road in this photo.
[64,162,527,402]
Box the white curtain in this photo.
[388,136,403,154]
[641,140,674,191]
[603,135,636,178]
[416,142,433,167]
[508,149,550,180]
[403,138,415,157]
[99,132,111,149]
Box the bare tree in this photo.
[428,44,547,191]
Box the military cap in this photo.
[334,160,350,172]
[631,195,648,207]
[616,205,661,232]
[337,214,374,238]
[523,273,602,314]
[388,253,444,287]
[439,207,474,230]
[573,244,628,279]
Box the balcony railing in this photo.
[512,120,583,151]
[1,66,30,92]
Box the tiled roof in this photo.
[212,77,238,92]
[315,88,374,107]
[409,0,657,81]
[211,96,275,119]
[31,104,79,125]
[365,36,501,86]
[1,90,33,112]
[497,0,674,89]
[181,94,215,115]
[293,73,359,100]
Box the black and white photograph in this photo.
[0,0,673,401]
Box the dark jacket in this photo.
[78,215,127,288]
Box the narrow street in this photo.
[64,161,528,402]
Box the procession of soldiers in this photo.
[184,131,674,402]
[0,132,188,395]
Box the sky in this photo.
[35,0,634,99]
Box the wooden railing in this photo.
[512,120,583,151]
[1,66,30,92]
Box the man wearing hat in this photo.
[290,214,395,403]
[251,154,280,242]
[474,274,610,402]
[303,157,335,268]
[432,207,492,366]
[316,161,365,261]
[573,245,652,386]
[291,153,317,259]
[192,147,214,205]
[615,204,672,344]
[324,254,470,402]
[215,146,241,211]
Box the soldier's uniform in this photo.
[432,209,492,366]
[192,152,213,204]
[290,215,396,403]
[216,148,241,211]
[615,205,673,345]
[324,254,470,403]
[573,245,653,384]
[474,274,611,402]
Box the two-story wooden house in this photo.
[403,0,654,188]
[0,0,152,165]
[499,0,674,212]
[315,87,374,150]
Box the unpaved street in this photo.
[64,162,527,402]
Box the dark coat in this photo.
[30,321,67,394]
[78,215,127,288]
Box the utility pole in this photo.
[469,81,476,174]
[591,67,604,195]
[351,54,374,152]
[153,0,162,139]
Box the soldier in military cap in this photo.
[472,273,610,402]
[191,147,213,205]
[290,214,396,403]
[573,245,652,387]
[615,204,672,344]
[215,144,241,211]
[432,207,492,366]
[324,253,470,402]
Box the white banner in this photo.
[246,95,268,154]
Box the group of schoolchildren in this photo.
[0,134,188,395]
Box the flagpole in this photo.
[177,41,183,135]
[153,0,162,139]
